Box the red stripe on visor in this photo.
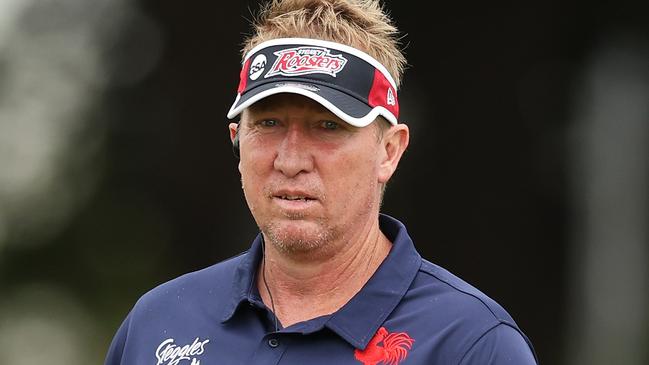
[237,59,251,94]
[368,69,399,120]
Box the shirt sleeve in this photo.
[104,312,132,365]
[458,324,538,365]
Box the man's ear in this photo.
[229,123,240,159]
[229,123,238,142]
[378,123,409,184]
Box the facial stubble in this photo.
[263,214,338,256]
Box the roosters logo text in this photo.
[265,46,347,78]
[155,337,210,365]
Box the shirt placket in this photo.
[249,332,291,364]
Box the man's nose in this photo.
[273,126,314,177]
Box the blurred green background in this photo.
[0,0,647,364]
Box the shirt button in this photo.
[268,338,280,348]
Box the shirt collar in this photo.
[220,234,264,323]
[221,214,421,350]
[325,214,421,349]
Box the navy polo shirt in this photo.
[105,214,538,365]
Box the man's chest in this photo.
[126,323,431,365]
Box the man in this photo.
[105,0,539,364]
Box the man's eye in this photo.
[321,120,339,130]
[260,119,278,127]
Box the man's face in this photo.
[230,94,406,256]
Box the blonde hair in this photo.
[242,0,407,87]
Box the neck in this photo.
[257,216,391,328]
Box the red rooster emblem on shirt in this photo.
[354,326,414,365]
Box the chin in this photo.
[263,219,336,255]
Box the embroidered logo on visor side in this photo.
[249,54,267,81]
[387,88,396,106]
[265,46,347,78]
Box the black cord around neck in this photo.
[261,237,280,333]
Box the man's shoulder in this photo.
[392,258,536,363]
[131,250,249,313]
[413,258,518,326]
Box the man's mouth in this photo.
[277,195,315,201]
[272,189,318,202]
